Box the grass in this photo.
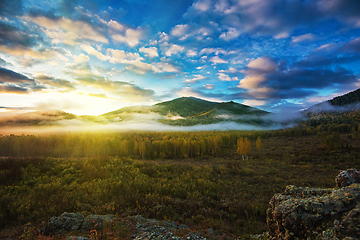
[0,133,359,239]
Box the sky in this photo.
[1,0,360,116]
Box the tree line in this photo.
[0,131,256,159]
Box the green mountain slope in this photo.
[101,97,269,126]
[306,88,360,114]
[329,88,360,106]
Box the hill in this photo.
[306,88,360,113]
[101,97,269,126]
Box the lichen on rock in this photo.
[266,183,360,239]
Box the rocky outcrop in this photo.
[335,169,360,187]
[266,170,360,240]
[43,213,209,239]
[42,212,115,236]
[130,215,208,240]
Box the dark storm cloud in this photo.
[0,67,34,83]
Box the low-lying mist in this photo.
[0,120,288,135]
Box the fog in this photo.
[0,119,288,135]
[305,101,360,113]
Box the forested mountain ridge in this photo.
[102,97,268,118]
[101,97,269,126]
[329,88,360,106]
[0,97,270,127]
[306,88,360,113]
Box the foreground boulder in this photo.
[266,183,360,239]
[43,212,115,236]
[335,169,360,187]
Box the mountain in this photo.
[1,97,270,127]
[306,88,360,113]
[101,97,269,126]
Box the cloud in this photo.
[36,74,76,91]
[25,16,108,45]
[0,45,67,61]
[193,0,212,12]
[209,56,228,64]
[338,37,360,53]
[165,44,184,56]
[81,44,108,61]
[171,24,189,36]
[108,20,124,31]
[185,0,360,39]
[219,27,241,41]
[0,67,34,83]
[237,56,357,100]
[200,48,228,56]
[292,33,317,43]
[66,63,156,102]
[0,85,29,94]
[0,68,46,94]
[139,46,158,58]
[183,74,206,83]
[203,84,214,89]
[110,28,143,47]
[73,54,90,63]
[217,73,238,81]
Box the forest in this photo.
[0,110,360,239]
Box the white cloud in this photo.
[171,24,189,36]
[111,28,143,47]
[242,99,267,107]
[81,44,108,61]
[186,50,198,57]
[165,44,184,56]
[154,62,180,73]
[219,27,241,41]
[209,56,228,64]
[218,73,238,81]
[26,16,108,45]
[247,56,277,72]
[219,67,237,73]
[203,84,215,89]
[183,74,206,83]
[200,48,228,55]
[292,33,317,43]
[108,20,124,31]
[73,54,90,63]
[139,47,158,58]
[106,49,142,64]
[193,0,212,12]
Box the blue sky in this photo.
[1,0,360,115]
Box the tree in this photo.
[256,136,264,152]
[237,137,251,160]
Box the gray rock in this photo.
[267,183,360,239]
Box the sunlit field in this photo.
[1,117,360,239]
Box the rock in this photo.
[129,215,207,240]
[266,184,360,239]
[66,237,92,240]
[43,212,85,235]
[335,169,360,187]
[43,212,115,236]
